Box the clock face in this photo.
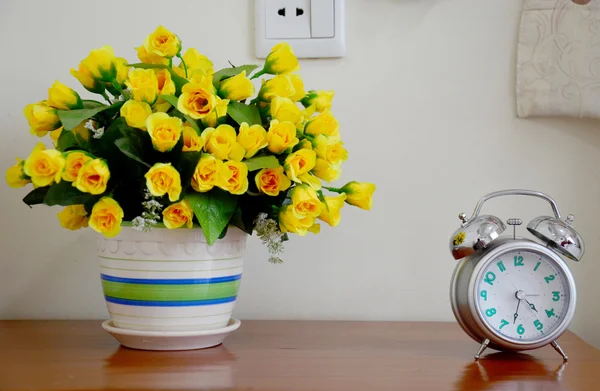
[475,249,571,343]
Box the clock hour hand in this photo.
[525,299,538,313]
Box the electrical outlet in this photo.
[266,0,311,39]
[255,0,346,59]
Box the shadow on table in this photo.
[454,352,567,391]
[100,344,238,390]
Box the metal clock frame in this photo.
[451,238,576,360]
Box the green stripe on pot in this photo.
[101,280,241,302]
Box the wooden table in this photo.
[1,321,599,391]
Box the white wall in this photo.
[2,0,600,348]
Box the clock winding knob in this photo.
[506,218,523,226]
[459,213,469,224]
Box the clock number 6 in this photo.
[517,324,525,335]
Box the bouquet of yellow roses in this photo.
[5,26,375,262]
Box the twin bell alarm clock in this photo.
[449,190,584,360]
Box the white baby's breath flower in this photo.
[254,212,285,263]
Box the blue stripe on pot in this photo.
[101,273,242,285]
[104,296,238,307]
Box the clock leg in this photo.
[551,341,568,361]
[474,338,490,360]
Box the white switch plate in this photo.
[255,0,346,59]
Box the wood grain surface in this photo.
[1,320,599,391]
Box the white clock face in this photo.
[475,249,571,342]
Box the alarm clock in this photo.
[449,189,584,360]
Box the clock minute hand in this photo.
[513,299,521,324]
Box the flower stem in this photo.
[250,69,267,80]
[111,80,128,100]
[177,53,188,78]
[323,186,343,193]
[100,91,112,104]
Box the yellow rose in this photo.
[23,143,65,187]
[81,45,117,82]
[255,166,291,196]
[267,120,299,154]
[74,158,110,195]
[120,100,152,130]
[5,158,30,188]
[318,193,347,227]
[237,122,268,158]
[180,48,214,76]
[62,151,93,182]
[264,42,300,75]
[46,80,83,110]
[201,125,245,161]
[313,135,348,165]
[289,74,306,102]
[23,102,61,137]
[201,97,229,128]
[57,205,89,231]
[89,197,124,238]
[290,184,322,219]
[191,154,222,192]
[70,63,105,94]
[182,125,205,152]
[146,112,183,152]
[312,158,341,183]
[136,45,169,65]
[258,75,296,101]
[304,109,340,141]
[217,71,254,101]
[298,139,313,150]
[284,149,316,183]
[278,204,319,237]
[340,182,376,210]
[114,57,131,86]
[155,69,176,96]
[125,68,159,104]
[144,25,182,59]
[218,160,249,195]
[271,96,302,125]
[163,199,194,229]
[145,163,182,202]
[301,90,334,112]
[177,82,216,120]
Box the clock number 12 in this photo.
[514,256,524,267]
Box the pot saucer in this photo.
[101,318,241,351]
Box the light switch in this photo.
[255,0,346,58]
[311,0,334,38]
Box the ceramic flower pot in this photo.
[97,226,246,333]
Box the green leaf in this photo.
[43,180,95,206]
[185,190,238,245]
[82,100,106,109]
[161,94,178,107]
[56,130,79,152]
[22,187,50,207]
[228,101,262,126]
[243,156,279,171]
[115,138,151,168]
[212,65,259,88]
[57,106,108,131]
[160,94,202,133]
[178,151,201,192]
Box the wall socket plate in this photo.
[255,0,346,59]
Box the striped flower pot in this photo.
[97,226,247,333]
